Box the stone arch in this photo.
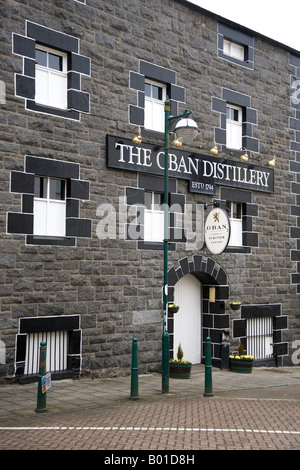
[167,254,230,368]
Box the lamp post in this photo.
[162,97,198,394]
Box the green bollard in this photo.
[35,341,48,413]
[161,330,169,394]
[204,336,214,397]
[130,337,139,400]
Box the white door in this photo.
[173,274,201,364]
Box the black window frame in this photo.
[125,175,186,250]
[220,188,258,254]
[7,156,92,246]
[212,88,258,155]
[129,60,185,138]
[13,22,90,120]
[218,23,254,70]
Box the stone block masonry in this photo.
[0,0,299,380]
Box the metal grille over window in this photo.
[24,331,68,375]
[247,317,273,359]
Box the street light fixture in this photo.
[174,117,199,143]
[162,97,199,394]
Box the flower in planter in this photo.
[169,358,191,364]
[169,344,191,379]
[169,344,191,364]
[230,342,253,361]
[229,355,253,361]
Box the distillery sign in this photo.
[107,135,274,195]
[204,208,230,255]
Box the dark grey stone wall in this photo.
[0,0,299,379]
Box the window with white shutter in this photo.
[35,45,68,109]
[226,104,242,150]
[144,80,166,133]
[144,191,164,242]
[34,177,66,236]
[223,39,245,61]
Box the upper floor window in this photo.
[144,80,166,133]
[223,39,244,61]
[226,104,242,150]
[13,22,90,120]
[35,46,68,109]
[34,176,66,237]
[144,191,164,242]
[129,61,185,133]
[218,23,254,70]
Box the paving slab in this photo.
[0,365,299,422]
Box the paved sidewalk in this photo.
[0,365,300,422]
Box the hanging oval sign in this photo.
[204,207,231,255]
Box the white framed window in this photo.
[226,104,242,150]
[144,80,166,133]
[227,201,242,247]
[223,39,245,61]
[144,191,164,242]
[34,177,66,236]
[35,45,68,109]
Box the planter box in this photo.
[230,358,253,373]
[169,362,191,379]
[230,303,241,310]
[168,306,179,314]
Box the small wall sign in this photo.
[204,208,230,255]
[42,372,51,393]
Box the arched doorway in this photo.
[168,254,229,368]
[173,274,201,364]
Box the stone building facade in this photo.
[0,0,300,380]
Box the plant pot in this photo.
[168,306,179,314]
[230,303,241,310]
[230,358,253,373]
[169,362,191,379]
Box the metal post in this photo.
[161,101,192,394]
[204,336,214,397]
[130,337,139,400]
[35,340,48,413]
[162,98,170,394]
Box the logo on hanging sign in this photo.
[204,208,230,255]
